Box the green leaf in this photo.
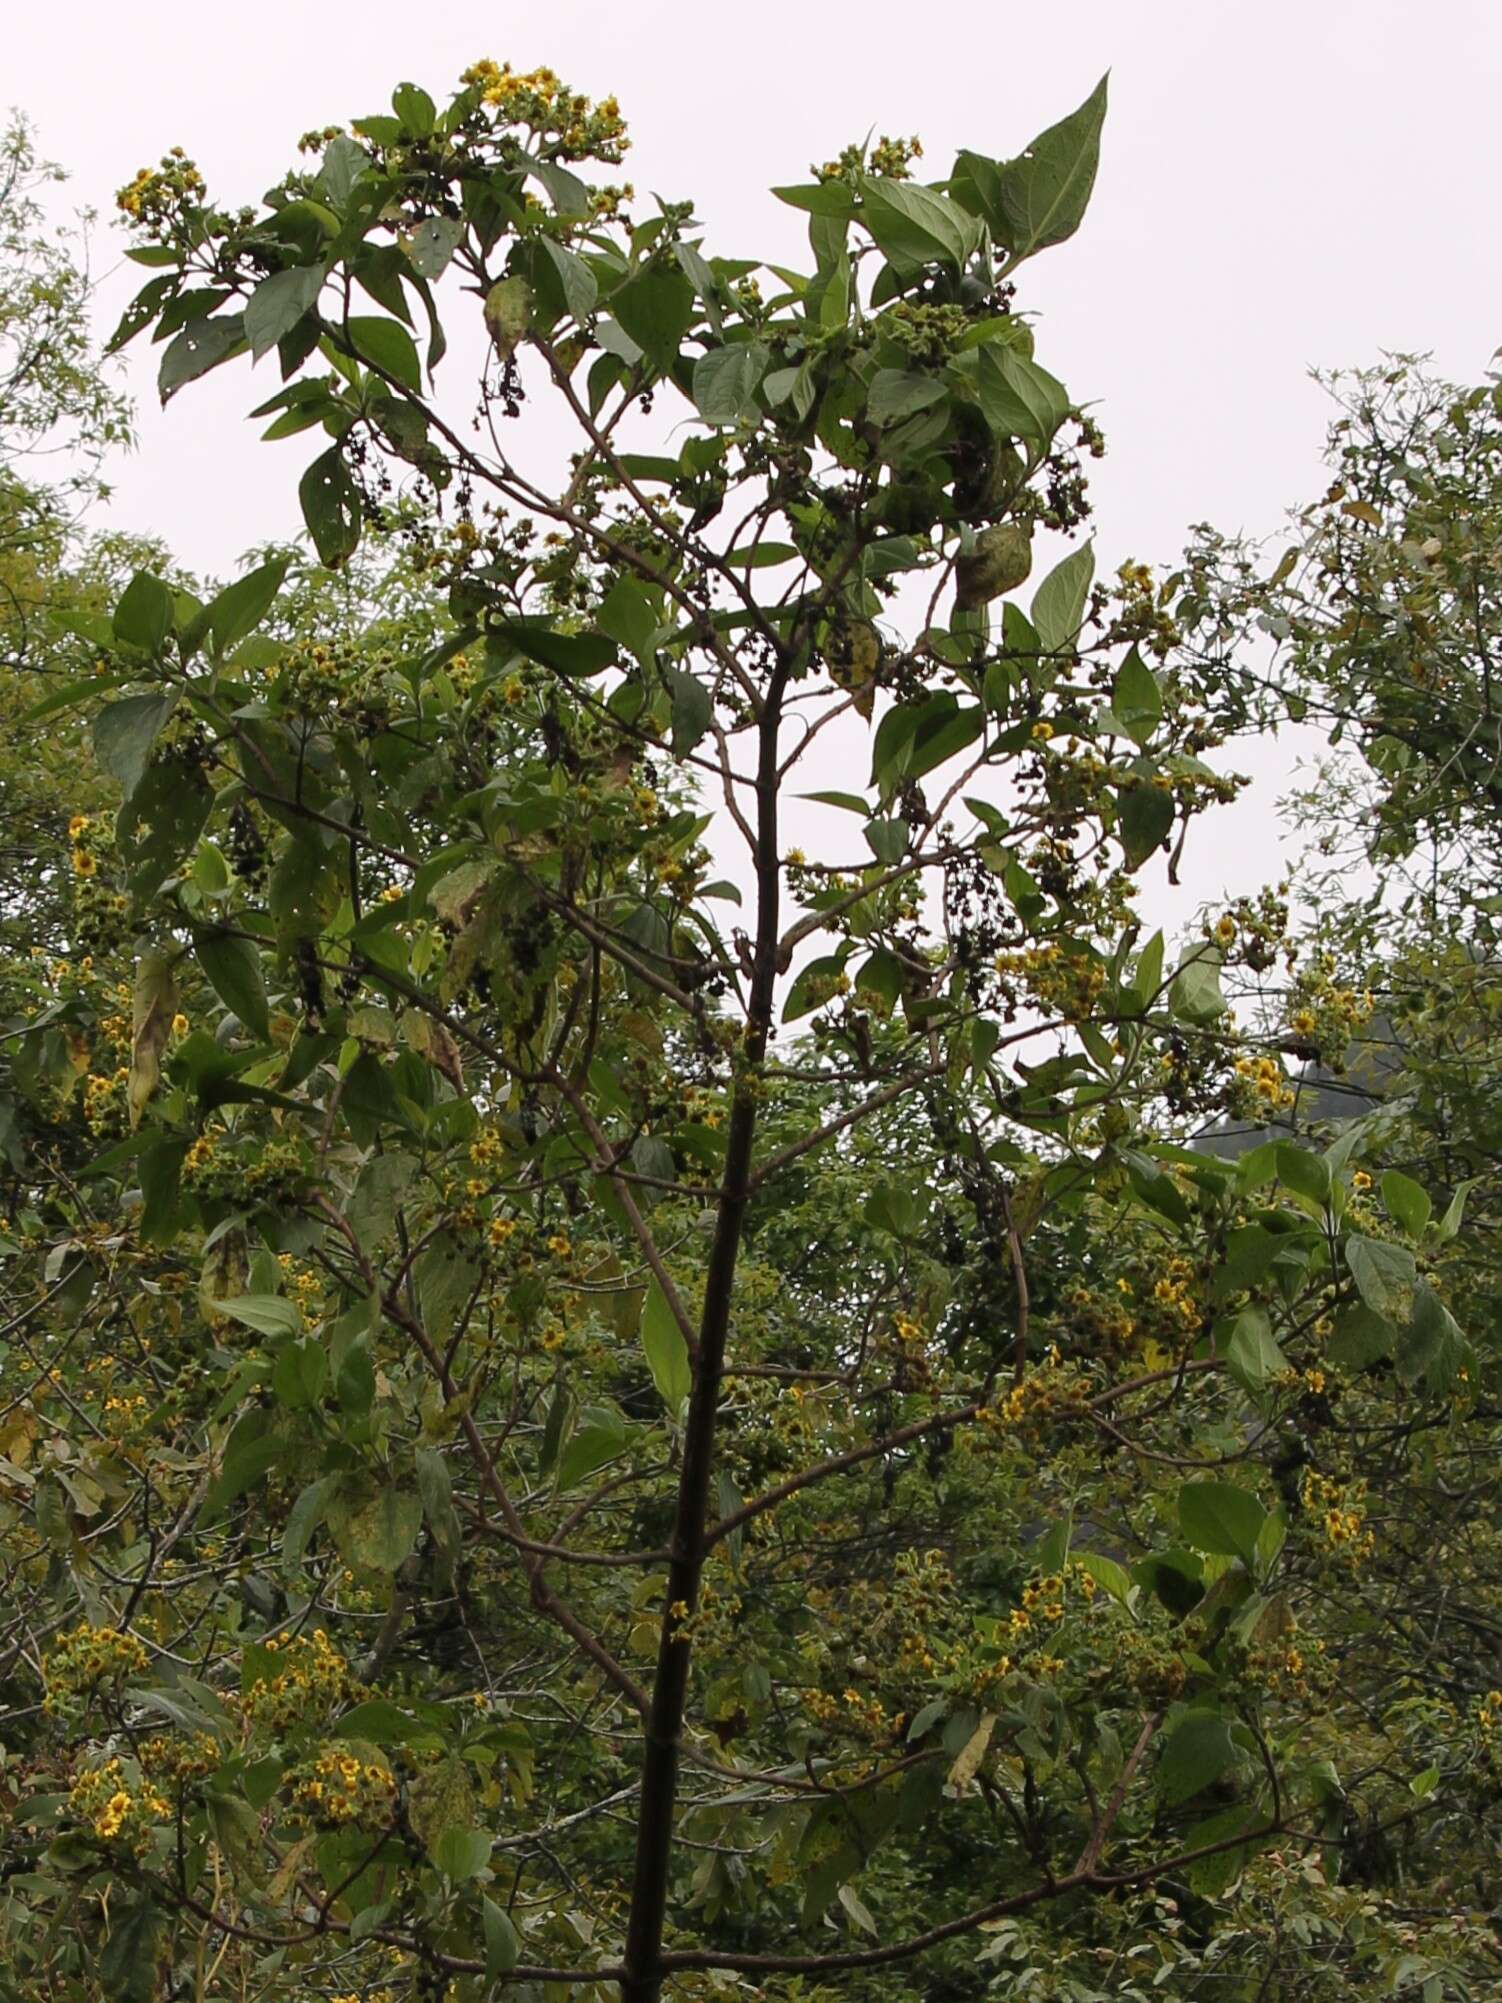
[1224,1307,1288,1394]
[496,619,616,675]
[556,1404,629,1490]
[159,312,245,402]
[773,181,858,218]
[245,266,324,361]
[483,1897,521,1976]
[838,1883,878,1936]
[1381,1169,1432,1238]
[972,345,1069,448]
[347,314,423,393]
[1031,542,1094,654]
[408,215,464,281]
[326,1479,422,1576]
[641,1279,692,1415]
[435,1825,492,1882]
[1112,647,1162,745]
[392,81,436,135]
[1117,784,1173,869]
[1345,1234,1416,1323]
[1327,1302,1395,1372]
[692,342,767,424]
[415,1444,462,1578]
[667,666,713,755]
[299,447,362,568]
[1158,1711,1236,1805]
[205,556,288,656]
[208,1293,301,1338]
[94,691,178,798]
[1169,948,1226,1024]
[316,136,372,209]
[282,1475,337,1572]
[1124,929,1165,1012]
[194,932,270,1038]
[996,75,1109,265]
[597,575,658,664]
[1178,1480,1267,1567]
[859,176,980,273]
[98,1895,162,2003]
[1274,1143,1331,1211]
[336,1339,376,1417]
[867,369,947,426]
[1396,1280,1468,1394]
[272,1337,328,1410]
[611,270,695,375]
[1432,1179,1472,1243]
[1075,1550,1134,1606]
[113,570,175,653]
[539,236,599,321]
[1184,1805,1267,1895]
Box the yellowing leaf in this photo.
[946,1710,996,1793]
[128,949,175,1128]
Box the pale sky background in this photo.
[9,0,1500,920]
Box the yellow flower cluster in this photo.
[1151,1257,1202,1335]
[993,943,1107,1025]
[459,60,629,163]
[979,1348,1084,1434]
[240,1629,361,1731]
[115,148,205,228]
[1232,1051,1296,1113]
[44,1622,149,1712]
[83,1065,130,1132]
[1301,1470,1375,1564]
[815,135,923,185]
[286,1741,396,1830]
[139,1732,221,1787]
[69,1758,170,1850]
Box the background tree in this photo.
[0,67,1495,2003]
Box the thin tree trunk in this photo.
[619,676,783,2003]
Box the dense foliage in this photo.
[1,67,1498,2003]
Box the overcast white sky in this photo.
[9,0,1500,915]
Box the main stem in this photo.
[619,678,783,2003]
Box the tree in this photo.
[1,63,1494,2003]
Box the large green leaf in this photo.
[1031,542,1094,653]
[556,1404,629,1491]
[299,447,362,568]
[859,177,981,273]
[113,571,175,653]
[207,1293,301,1338]
[1178,1480,1266,1568]
[327,1478,423,1576]
[996,75,1109,265]
[159,312,246,402]
[194,931,270,1038]
[1345,1234,1416,1323]
[1112,647,1162,745]
[93,691,178,798]
[641,1278,692,1415]
[205,556,289,656]
[245,266,325,361]
[1158,1712,1236,1805]
[692,342,767,424]
[972,345,1069,449]
[611,270,695,375]
[347,314,423,393]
